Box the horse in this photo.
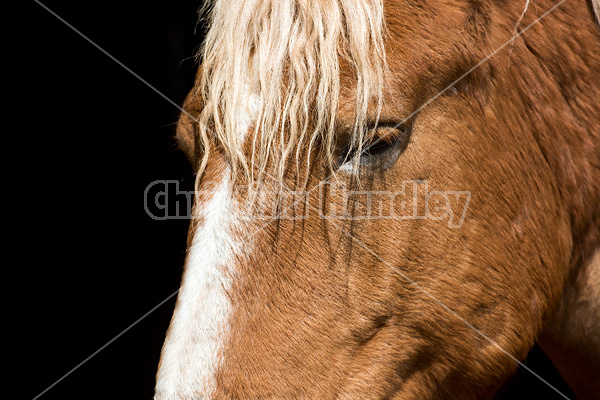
[155,0,600,398]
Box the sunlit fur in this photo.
[160,0,600,399]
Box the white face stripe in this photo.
[155,175,240,399]
[155,82,258,399]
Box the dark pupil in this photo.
[362,139,391,157]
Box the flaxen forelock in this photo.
[195,0,387,196]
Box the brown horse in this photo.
[155,0,600,398]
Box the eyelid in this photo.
[367,122,406,143]
[372,127,404,144]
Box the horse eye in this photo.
[340,122,411,170]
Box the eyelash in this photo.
[340,121,412,167]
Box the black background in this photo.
[12,1,574,399]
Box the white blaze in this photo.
[155,91,259,399]
[155,176,239,399]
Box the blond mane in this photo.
[195,0,386,193]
